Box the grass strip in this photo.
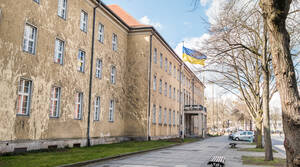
[238,147,278,153]
[242,156,286,166]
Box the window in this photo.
[152,104,156,123]
[159,79,162,94]
[98,23,104,43]
[164,82,167,96]
[173,110,175,125]
[169,109,172,125]
[165,58,168,72]
[177,70,180,80]
[80,10,88,32]
[16,79,32,115]
[94,96,100,121]
[23,24,37,54]
[74,92,83,119]
[153,48,157,64]
[54,38,64,64]
[109,99,114,122]
[173,66,176,78]
[169,85,172,98]
[159,106,162,124]
[160,53,163,68]
[173,88,176,100]
[95,59,102,79]
[33,0,39,4]
[164,108,167,124]
[169,62,172,74]
[58,0,67,19]
[112,33,118,51]
[178,91,180,102]
[111,66,116,84]
[153,75,156,91]
[78,50,85,72]
[50,86,61,117]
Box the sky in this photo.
[102,0,282,110]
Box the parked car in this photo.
[232,131,254,141]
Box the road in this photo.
[85,136,232,167]
[271,134,285,157]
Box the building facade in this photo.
[0,0,206,153]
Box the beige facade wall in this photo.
[0,0,206,152]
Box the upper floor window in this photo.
[111,66,116,84]
[54,38,64,64]
[23,24,37,54]
[94,96,100,121]
[165,58,168,72]
[153,75,157,91]
[109,99,115,122]
[153,48,157,64]
[173,110,175,125]
[159,79,162,94]
[160,53,163,68]
[78,50,85,72]
[33,0,39,4]
[112,33,118,51]
[17,79,32,115]
[177,70,180,80]
[169,109,172,125]
[152,104,156,123]
[173,66,176,78]
[74,92,83,119]
[50,86,61,118]
[164,108,167,124]
[98,23,104,43]
[169,62,172,74]
[169,85,172,98]
[58,0,67,19]
[95,59,102,79]
[173,88,176,100]
[80,10,88,32]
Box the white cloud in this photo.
[205,0,227,24]
[139,16,162,29]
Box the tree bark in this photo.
[255,118,263,148]
[262,21,273,161]
[260,0,300,166]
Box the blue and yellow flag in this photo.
[182,46,207,65]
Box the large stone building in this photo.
[0,0,207,153]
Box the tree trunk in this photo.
[255,119,263,148]
[260,0,300,166]
[262,21,273,161]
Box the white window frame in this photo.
[112,33,118,51]
[98,23,104,43]
[152,104,156,124]
[169,85,172,98]
[154,48,157,64]
[95,59,102,79]
[109,99,114,122]
[164,108,167,124]
[159,79,162,94]
[78,50,85,72]
[165,58,168,72]
[74,92,83,120]
[159,106,162,124]
[58,0,67,19]
[54,38,64,64]
[173,88,176,100]
[80,10,88,32]
[169,109,172,125]
[111,66,116,84]
[160,53,163,68]
[23,23,37,55]
[169,62,172,74]
[153,75,156,91]
[173,66,176,78]
[50,86,61,118]
[16,79,32,115]
[94,96,100,121]
[164,82,167,96]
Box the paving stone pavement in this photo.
[85,136,285,167]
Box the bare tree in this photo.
[259,0,300,166]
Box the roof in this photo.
[107,4,148,27]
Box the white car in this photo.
[232,131,254,141]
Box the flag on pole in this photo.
[182,46,207,65]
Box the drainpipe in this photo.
[147,34,153,141]
[87,1,100,147]
[180,64,184,139]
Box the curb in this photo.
[59,139,201,167]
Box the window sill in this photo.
[16,114,30,117]
[23,50,35,55]
[57,15,66,20]
[108,120,114,123]
[74,118,82,120]
[50,116,59,119]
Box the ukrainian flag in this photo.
[182,46,207,65]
